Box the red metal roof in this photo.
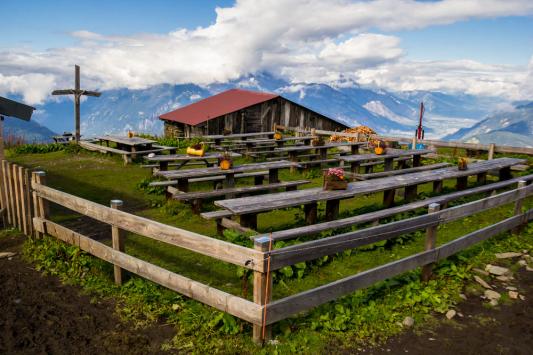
[159,88,279,126]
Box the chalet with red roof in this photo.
[159,88,348,138]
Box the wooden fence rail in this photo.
[0,159,531,344]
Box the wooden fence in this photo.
[274,124,533,157]
[1,159,532,344]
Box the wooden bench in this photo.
[141,161,208,169]
[172,180,310,213]
[354,156,411,173]
[353,163,451,180]
[298,158,340,169]
[149,171,269,187]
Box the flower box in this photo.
[323,168,348,190]
[187,144,205,157]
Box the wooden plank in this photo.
[172,180,310,201]
[79,140,133,155]
[264,249,437,325]
[2,161,12,225]
[354,163,451,180]
[421,203,440,281]
[17,166,28,235]
[11,164,21,229]
[111,200,125,285]
[266,173,533,241]
[33,218,262,325]
[23,169,33,236]
[436,211,532,260]
[96,135,155,146]
[253,237,272,342]
[31,182,265,271]
[268,213,439,270]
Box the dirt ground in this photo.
[1,231,532,354]
[0,232,176,355]
[357,269,533,355]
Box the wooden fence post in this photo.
[111,199,126,285]
[253,236,272,344]
[32,171,48,238]
[5,162,15,228]
[0,160,7,227]
[512,180,527,235]
[488,143,495,160]
[23,169,33,236]
[421,203,441,282]
[17,166,29,235]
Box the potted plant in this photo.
[371,139,387,155]
[311,136,325,147]
[323,168,348,190]
[186,143,205,157]
[218,151,233,170]
[458,157,468,171]
[274,131,283,140]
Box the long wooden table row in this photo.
[209,158,525,229]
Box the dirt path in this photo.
[0,232,176,355]
[353,269,533,355]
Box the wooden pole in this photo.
[74,65,81,143]
[512,180,527,235]
[24,168,33,236]
[32,171,48,238]
[488,143,495,160]
[0,116,4,161]
[253,236,272,344]
[421,203,440,282]
[111,199,126,285]
[3,161,13,225]
[11,163,21,229]
[17,166,28,235]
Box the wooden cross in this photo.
[52,65,101,142]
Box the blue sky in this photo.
[1,0,532,104]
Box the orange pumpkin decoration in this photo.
[274,132,282,140]
[186,145,205,156]
[219,159,232,170]
[373,140,386,155]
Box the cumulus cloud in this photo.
[1,0,532,104]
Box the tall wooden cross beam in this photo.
[52,65,101,142]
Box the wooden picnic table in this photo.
[96,135,158,157]
[340,148,434,173]
[145,152,242,171]
[204,132,275,145]
[212,157,525,229]
[154,160,300,192]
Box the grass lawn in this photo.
[7,145,533,353]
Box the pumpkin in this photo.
[274,132,282,140]
[374,146,385,155]
[219,159,232,170]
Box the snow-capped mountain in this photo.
[13,72,505,141]
[444,102,533,147]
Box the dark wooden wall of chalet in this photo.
[163,97,346,138]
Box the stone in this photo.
[519,295,526,301]
[402,316,414,327]
[484,290,501,300]
[489,299,499,306]
[508,291,519,300]
[459,293,468,300]
[474,275,492,289]
[495,252,522,259]
[458,312,464,318]
[496,275,512,282]
[473,268,489,276]
[526,266,533,272]
[485,264,510,276]
[517,260,527,267]
[506,286,518,291]
[445,310,456,320]
[0,252,16,259]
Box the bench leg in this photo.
[178,178,189,192]
[160,161,169,171]
[350,163,360,175]
[254,175,264,185]
[384,158,394,171]
[433,180,443,194]
[269,169,279,183]
[383,189,395,207]
[325,199,340,221]
[240,213,257,230]
[304,203,318,224]
[499,167,512,181]
[286,185,297,192]
[413,155,421,167]
[397,159,407,169]
[404,185,418,202]
[456,176,468,190]
[351,145,359,155]
[477,172,487,185]
[365,165,373,174]
[191,199,202,214]
[216,218,225,235]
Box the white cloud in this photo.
[1,0,532,104]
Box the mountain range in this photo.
[6,72,529,146]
